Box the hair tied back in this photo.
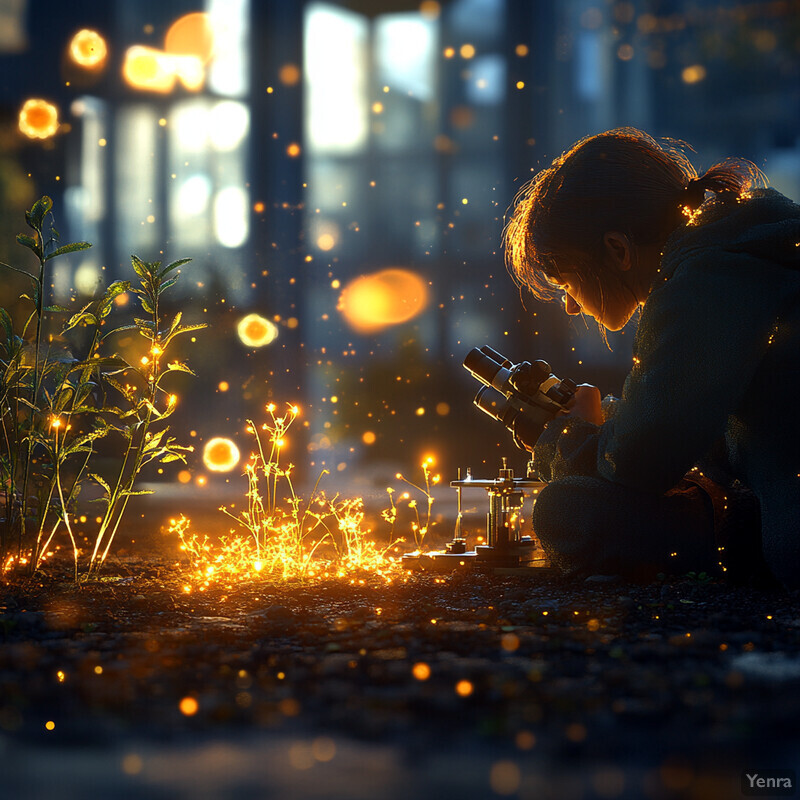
[682,177,706,211]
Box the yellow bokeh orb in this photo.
[202,438,241,473]
[69,29,108,69]
[237,314,279,348]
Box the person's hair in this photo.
[504,127,766,306]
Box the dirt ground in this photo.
[2,507,800,800]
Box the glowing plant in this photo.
[0,196,202,579]
[174,403,402,587]
[385,456,440,551]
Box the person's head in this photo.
[504,127,765,331]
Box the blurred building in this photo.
[0,0,798,485]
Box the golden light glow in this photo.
[18,99,59,139]
[362,431,376,445]
[455,679,474,696]
[69,29,108,69]
[338,268,429,334]
[682,64,707,84]
[123,46,177,93]
[279,63,301,85]
[179,697,199,716]
[202,437,241,473]
[237,313,279,347]
[317,233,336,251]
[123,45,204,92]
[412,662,431,681]
[286,142,301,157]
[165,13,215,64]
[174,404,402,586]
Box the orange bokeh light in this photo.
[69,29,108,69]
[338,268,429,333]
[165,13,215,64]
[202,438,241,473]
[237,314,279,348]
[18,99,59,139]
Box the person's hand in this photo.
[562,384,603,426]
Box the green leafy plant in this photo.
[0,196,203,579]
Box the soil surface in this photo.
[2,530,800,800]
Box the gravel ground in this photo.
[2,542,800,800]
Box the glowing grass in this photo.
[173,404,403,588]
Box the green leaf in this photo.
[98,280,131,318]
[45,241,92,261]
[168,323,207,341]
[130,254,149,279]
[158,277,178,294]
[44,305,71,313]
[26,196,53,230]
[0,308,13,343]
[160,257,191,277]
[16,233,42,259]
[138,294,155,314]
[88,473,111,495]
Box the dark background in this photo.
[1,0,798,495]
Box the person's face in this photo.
[553,270,640,332]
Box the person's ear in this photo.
[603,231,632,272]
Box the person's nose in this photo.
[564,293,582,315]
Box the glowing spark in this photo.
[455,680,474,696]
[412,662,431,681]
[18,98,59,139]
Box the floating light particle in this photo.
[331,279,341,289]
[159,118,167,127]
[415,407,425,416]
[617,43,634,61]
[286,142,301,157]
[419,1,440,19]
[254,201,265,213]
[121,753,144,775]
[317,233,336,251]
[312,737,336,762]
[515,730,536,750]
[489,761,521,795]
[45,721,55,731]
[179,696,199,716]
[202,438,240,472]
[56,670,66,683]
[515,43,529,56]
[455,679,473,696]
[371,101,384,114]
[516,80,525,89]
[18,98,59,139]
[501,632,519,652]
[443,46,455,58]
[681,64,706,84]
[69,29,108,69]
[412,662,431,681]
[435,402,450,416]
[237,313,279,347]
[460,43,475,59]
[94,665,103,675]
[279,63,301,85]
[177,470,192,484]
[362,431,376,445]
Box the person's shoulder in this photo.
[661,189,800,280]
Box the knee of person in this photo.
[532,479,586,551]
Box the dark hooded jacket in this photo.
[534,189,800,588]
